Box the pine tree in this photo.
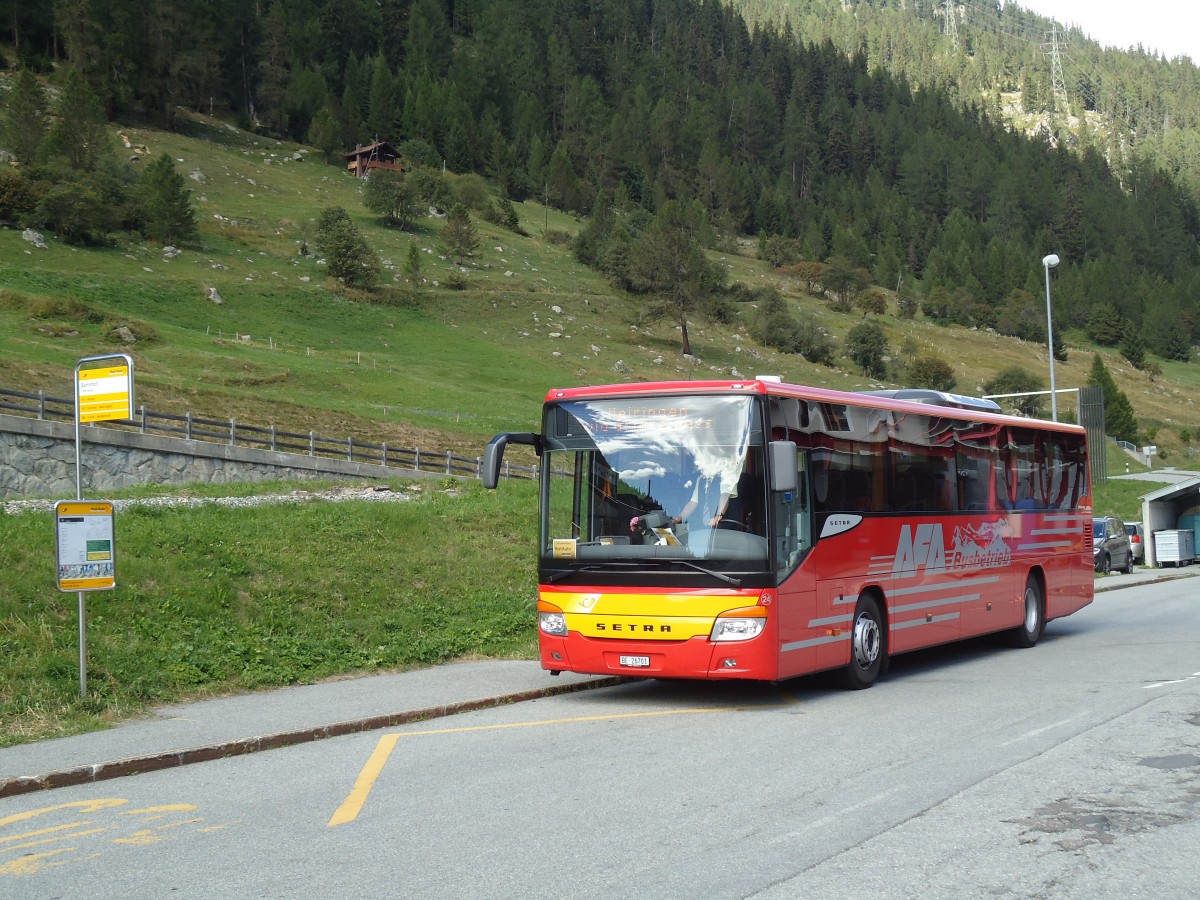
[626,201,724,356]
[139,153,198,245]
[315,206,380,289]
[2,67,49,165]
[403,241,422,283]
[440,204,478,264]
[1120,327,1146,370]
[42,67,109,171]
[1087,354,1138,443]
[308,105,343,163]
[1086,305,1124,346]
[255,0,292,134]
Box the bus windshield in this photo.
[541,395,769,565]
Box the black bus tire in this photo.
[1007,575,1045,649]
[840,593,886,690]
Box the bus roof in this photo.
[542,379,1086,434]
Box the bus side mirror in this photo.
[482,432,540,489]
[769,440,797,493]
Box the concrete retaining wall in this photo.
[0,413,442,499]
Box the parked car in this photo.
[1124,522,1145,563]
[1094,515,1134,574]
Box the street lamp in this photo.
[1042,253,1060,421]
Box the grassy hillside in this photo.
[4,114,1197,468]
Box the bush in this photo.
[34,181,117,245]
[452,173,491,211]
[846,320,889,378]
[907,353,957,391]
[983,365,1046,416]
[407,167,454,210]
[315,206,381,288]
[0,171,39,222]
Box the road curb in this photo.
[0,676,626,800]
[1094,569,1198,593]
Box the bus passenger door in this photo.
[775,582,817,679]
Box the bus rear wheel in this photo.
[1007,575,1045,648]
[840,593,887,690]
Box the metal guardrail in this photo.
[0,387,537,482]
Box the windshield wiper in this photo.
[657,558,742,586]
[543,559,741,586]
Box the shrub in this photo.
[907,353,957,391]
[846,320,889,378]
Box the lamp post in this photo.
[1042,253,1060,421]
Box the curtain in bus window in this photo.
[767,396,809,439]
[1044,434,1086,510]
[954,422,1002,512]
[1007,428,1045,510]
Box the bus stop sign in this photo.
[55,500,116,592]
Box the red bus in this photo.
[483,379,1092,689]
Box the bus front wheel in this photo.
[1007,575,1045,649]
[840,593,887,690]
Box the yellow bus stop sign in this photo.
[77,361,133,423]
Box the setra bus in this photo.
[482,378,1092,688]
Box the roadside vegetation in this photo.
[0,479,538,747]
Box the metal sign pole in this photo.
[69,354,133,699]
[77,591,87,698]
[74,362,85,697]
[74,361,85,697]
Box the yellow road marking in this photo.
[1,828,109,854]
[0,848,74,876]
[0,799,126,829]
[327,733,401,827]
[121,804,200,816]
[153,818,205,832]
[328,704,773,827]
[0,821,90,844]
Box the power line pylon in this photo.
[943,0,959,52]
[1044,26,1070,116]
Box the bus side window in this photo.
[956,447,992,511]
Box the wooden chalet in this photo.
[344,140,404,177]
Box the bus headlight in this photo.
[710,608,767,642]
[538,600,568,636]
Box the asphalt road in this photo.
[2,577,1198,899]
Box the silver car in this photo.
[1094,515,1134,574]
[1124,522,1145,563]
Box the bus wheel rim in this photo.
[853,613,880,668]
[1024,586,1039,632]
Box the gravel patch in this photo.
[3,485,419,516]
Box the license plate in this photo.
[620,655,651,668]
